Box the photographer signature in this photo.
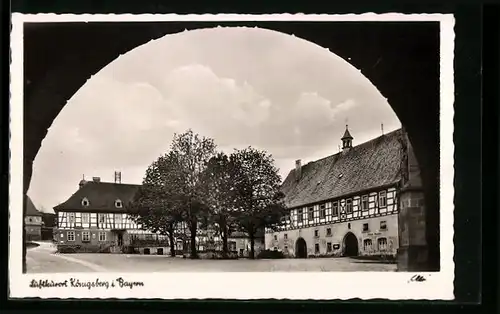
[409,274,427,282]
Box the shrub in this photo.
[199,250,239,260]
[257,249,285,259]
[122,245,137,254]
[57,244,81,253]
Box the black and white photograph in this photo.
[10,13,455,300]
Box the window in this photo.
[67,231,75,241]
[98,231,106,241]
[82,213,90,224]
[348,223,351,229]
[60,233,64,238]
[379,191,387,207]
[284,233,288,240]
[297,209,303,223]
[81,197,90,207]
[361,195,369,211]
[115,199,123,208]
[284,215,290,229]
[380,220,387,230]
[308,207,314,221]
[327,242,332,252]
[98,214,106,225]
[346,199,353,214]
[320,204,326,219]
[315,243,320,254]
[326,228,332,236]
[332,202,339,217]
[378,238,388,250]
[363,223,369,232]
[314,229,319,237]
[28,217,33,223]
[363,239,373,250]
[82,231,90,242]
[274,235,278,241]
[68,213,75,224]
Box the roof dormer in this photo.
[115,199,123,208]
[81,197,90,207]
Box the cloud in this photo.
[331,99,357,118]
[28,27,400,211]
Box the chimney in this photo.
[295,159,302,181]
[114,171,122,184]
[92,177,101,183]
[79,180,87,189]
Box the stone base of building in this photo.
[397,245,430,271]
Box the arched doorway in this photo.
[343,232,359,257]
[295,237,307,258]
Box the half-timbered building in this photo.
[54,176,263,256]
[265,127,418,258]
[53,178,154,253]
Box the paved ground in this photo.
[27,242,396,273]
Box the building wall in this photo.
[265,214,399,257]
[57,211,140,230]
[56,229,117,246]
[25,215,43,226]
[55,210,264,256]
[25,215,43,241]
[228,237,265,257]
[25,225,42,241]
[265,186,400,257]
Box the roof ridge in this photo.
[300,128,402,168]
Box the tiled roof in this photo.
[53,181,140,213]
[281,128,404,209]
[26,196,42,216]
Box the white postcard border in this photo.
[9,13,455,300]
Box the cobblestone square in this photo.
[28,242,396,273]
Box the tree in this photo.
[230,147,287,259]
[170,130,217,259]
[128,152,185,257]
[201,152,239,258]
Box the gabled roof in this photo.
[281,128,404,209]
[53,181,140,213]
[26,196,42,216]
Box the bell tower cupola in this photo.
[341,125,353,150]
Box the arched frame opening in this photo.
[21,21,440,272]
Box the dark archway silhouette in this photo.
[22,21,441,272]
[295,237,307,258]
[343,232,359,257]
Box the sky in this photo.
[27,26,401,213]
